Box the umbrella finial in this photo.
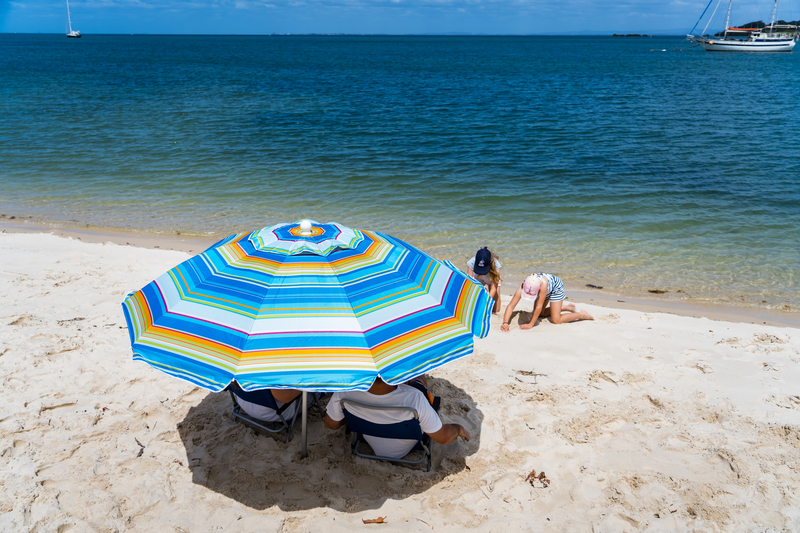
[299,219,313,236]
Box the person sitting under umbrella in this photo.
[234,388,303,423]
[324,377,469,459]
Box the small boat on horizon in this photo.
[66,0,81,38]
[687,0,797,51]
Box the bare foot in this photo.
[563,302,576,312]
[579,310,594,321]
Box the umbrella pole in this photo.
[301,391,308,458]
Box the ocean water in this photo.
[1,34,799,311]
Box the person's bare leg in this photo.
[540,301,578,317]
[549,300,594,324]
[488,284,501,313]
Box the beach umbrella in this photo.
[122,219,493,455]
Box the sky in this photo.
[1,0,792,35]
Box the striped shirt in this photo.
[533,273,566,302]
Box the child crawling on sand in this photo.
[501,273,593,332]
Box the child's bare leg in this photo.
[548,301,594,324]
[543,302,576,315]
[488,284,501,313]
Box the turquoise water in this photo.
[1,34,799,311]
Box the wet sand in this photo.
[2,220,798,329]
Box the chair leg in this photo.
[426,440,433,472]
[309,392,328,417]
[283,396,305,443]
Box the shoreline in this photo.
[3,218,798,329]
[0,219,219,254]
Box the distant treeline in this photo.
[734,19,800,27]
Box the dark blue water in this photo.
[1,34,799,310]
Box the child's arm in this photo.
[501,286,522,332]
[520,281,548,330]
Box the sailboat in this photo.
[688,0,798,51]
[66,0,81,38]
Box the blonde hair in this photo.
[487,251,501,285]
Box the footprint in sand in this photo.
[588,370,618,385]
[754,333,790,345]
[8,315,35,327]
[681,349,704,358]
[621,371,654,388]
[762,362,782,372]
[717,333,790,354]
[29,333,60,342]
[640,314,653,322]
[715,337,740,346]
[683,362,714,374]
[624,346,656,358]
[766,395,800,410]
[599,313,621,324]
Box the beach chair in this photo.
[340,396,441,472]
[227,386,304,443]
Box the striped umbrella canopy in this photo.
[122,220,493,393]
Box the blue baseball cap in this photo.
[473,248,492,275]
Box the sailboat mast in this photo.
[66,0,73,33]
[723,0,733,38]
[769,0,778,33]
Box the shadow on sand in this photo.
[176,377,482,513]
[510,309,542,327]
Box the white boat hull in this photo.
[700,39,795,52]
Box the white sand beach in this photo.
[2,231,800,532]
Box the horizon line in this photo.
[1,32,688,37]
